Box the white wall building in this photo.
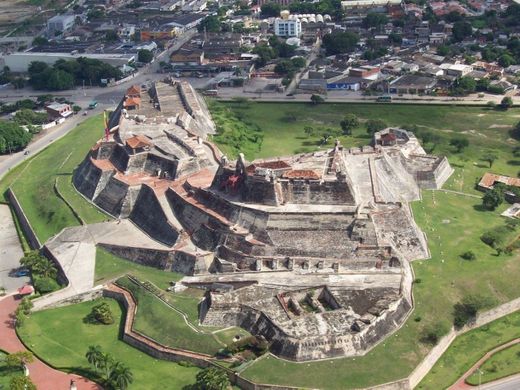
[274,18,302,37]
[47,15,75,34]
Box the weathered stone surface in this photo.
[72,82,453,361]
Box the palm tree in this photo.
[100,353,116,381]
[109,362,133,390]
[85,345,103,372]
[33,258,57,279]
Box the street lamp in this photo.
[477,367,483,389]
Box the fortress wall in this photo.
[172,250,208,275]
[143,154,179,178]
[109,144,130,172]
[166,188,213,234]
[98,243,173,269]
[126,153,148,174]
[176,158,202,179]
[96,143,117,160]
[93,176,129,216]
[129,185,179,247]
[73,158,105,200]
[191,222,224,251]
[267,213,355,231]
[243,179,278,206]
[119,186,141,218]
[371,207,429,261]
[280,180,356,205]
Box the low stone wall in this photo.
[6,187,41,249]
[32,286,104,312]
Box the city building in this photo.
[47,14,75,34]
[274,18,302,38]
[45,103,73,119]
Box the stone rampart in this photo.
[98,243,173,269]
[129,185,179,247]
[6,187,41,249]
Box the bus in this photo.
[88,101,98,109]
[377,95,392,103]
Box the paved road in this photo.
[481,374,520,390]
[0,205,29,293]
[0,294,101,389]
[0,105,110,180]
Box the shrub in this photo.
[420,321,450,345]
[414,316,422,322]
[453,294,496,328]
[460,251,476,261]
[88,302,114,325]
[34,276,60,294]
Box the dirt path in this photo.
[449,338,520,389]
[0,294,101,390]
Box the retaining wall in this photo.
[6,187,41,249]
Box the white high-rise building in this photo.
[274,18,302,37]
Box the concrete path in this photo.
[0,294,100,389]
[0,205,29,293]
[33,220,170,310]
[449,338,520,389]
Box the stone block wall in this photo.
[98,243,174,269]
[129,185,179,246]
[93,175,129,216]
[6,188,41,249]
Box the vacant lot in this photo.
[0,115,109,243]
[17,298,200,389]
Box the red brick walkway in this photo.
[0,295,101,390]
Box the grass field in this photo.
[116,276,224,355]
[0,351,24,388]
[0,115,110,243]
[241,191,520,389]
[17,298,200,389]
[94,247,183,289]
[466,342,520,385]
[419,311,520,389]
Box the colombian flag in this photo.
[104,110,109,141]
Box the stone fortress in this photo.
[73,79,454,362]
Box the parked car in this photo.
[9,268,30,277]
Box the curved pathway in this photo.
[449,338,520,389]
[0,294,101,390]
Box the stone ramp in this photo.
[33,221,172,310]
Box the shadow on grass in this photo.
[60,366,104,384]
[451,162,466,168]
[506,160,520,166]
[472,204,488,212]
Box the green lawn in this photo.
[0,115,110,243]
[466,342,520,385]
[241,192,520,389]
[0,351,24,388]
[116,276,223,355]
[17,298,200,389]
[214,327,251,347]
[94,247,183,289]
[419,312,520,389]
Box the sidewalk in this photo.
[0,294,101,390]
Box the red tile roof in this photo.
[123,96,141,108]
[126,85,141,96]
[282,169,321,180]
[479,173,520,189]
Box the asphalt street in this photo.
[0,205,29,293]
[481,374,520,390]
